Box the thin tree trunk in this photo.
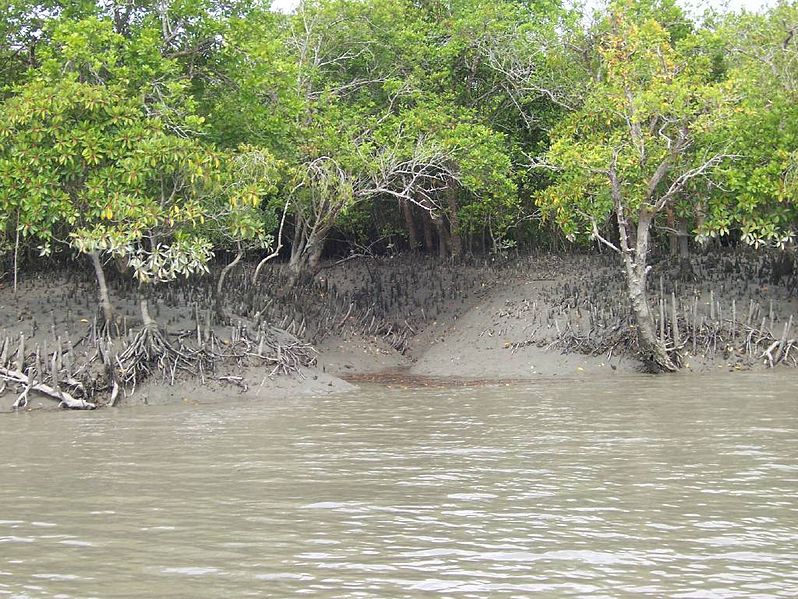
[436,218,449,259]
[677,217,693,279]
[422,211,435,253]
[678,217,690,259]
[252,198,290,284]
[618,210,677,372]
[446,189,462,259]
[666,205,677,256]
[89,251,114,327]
[139,289,157,330]
[401,199,419,251]
[215,246,243,322]
[611,167,677,372]
[289,224,328,284]
[290,216,306,268]
[13,210,19,294]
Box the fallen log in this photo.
[0,367,96,410]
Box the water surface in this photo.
[1,372,797,597]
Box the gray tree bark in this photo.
[611,170,677,372]
[617,210,677,372]
[139,289,157,330]
[289,218,328,283]
[89,251,114,327]
[215,246,243,322]
[401,199,419,251]
[446,189,462,259]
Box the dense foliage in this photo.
[1,0,795,368]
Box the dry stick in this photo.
[34,343,43,377]
[0,336,8,366]
[769,300,775,333]
[15,333,24,372]
[692,296,699,354]
[109,380,120,407]
[671,292,681,347]
[762,340,780,368]
[23,346,41,409]
[774,315,793,364]
[195,304,202,346]
[252,198,290,284]
[42,339,50,373]
[56,336,63,371]
[50,351,60,392]
[710,290,715,321]
[335,302,354,329]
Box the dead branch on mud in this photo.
[0,366,96,409]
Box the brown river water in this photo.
[1,372,797,598]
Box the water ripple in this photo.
[0,372,797,597]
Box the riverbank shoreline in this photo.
[2,250,796,411]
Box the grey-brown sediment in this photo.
[1,249,796,410]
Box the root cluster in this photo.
[0,317,315,410]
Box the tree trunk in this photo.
[288,224,327,285]
[114,255,130,276]
[676,217,694,279]
[401,199,419,251]
[139,288,157,330]
[12,210,19,294]
[421,212,434,254]
[306,242,324,273]
[214,246,243,322]
[446,189,462,259]
[435,218,449,259]
[290,216,306,267]
[618,210,677,372]
[89,251,114,327]
[678,218,690,259]
[666,205,677,256]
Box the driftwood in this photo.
[0,367,96,410]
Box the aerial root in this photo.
[116,324,208,389]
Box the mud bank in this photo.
[2,250,796,410]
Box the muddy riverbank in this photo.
[1,250,797,410]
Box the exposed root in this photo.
[116,324,211,388]
[210,324,317,377]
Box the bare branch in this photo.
[590,216,621,253]
[252,197,291,284]
[653,153,738,212]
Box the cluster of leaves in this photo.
[700,3,798,249]
[0,10,278,286]
[538,2,729,241]
[537,0,798,253]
